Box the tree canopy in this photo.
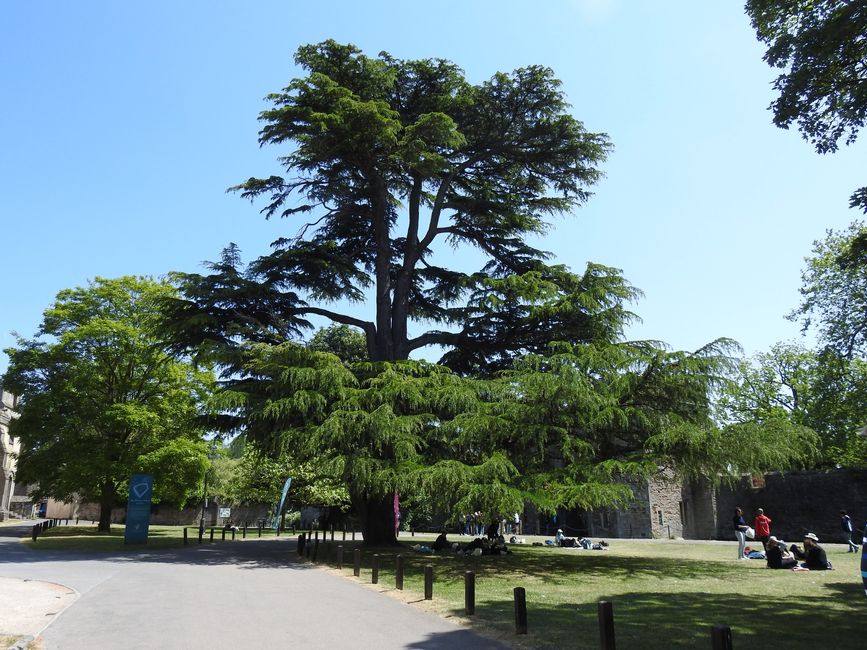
[162,42,816,544]
[746,0,867,211]
[2,277,212,532]
[790,221,867,358]
[167,40,612,370]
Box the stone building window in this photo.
[657,510,663,526]
[679,500,687,525]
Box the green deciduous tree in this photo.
[307,324,368,364]
[2,277,212,532]
[791,221,867,358]
[746,0,867,211]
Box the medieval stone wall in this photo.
[715,469,867,544]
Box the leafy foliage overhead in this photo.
[790,221,867,358]
[746,0,867,212]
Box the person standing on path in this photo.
[841,510,859,552]
[753,508,772,551]
[733,507,749,559]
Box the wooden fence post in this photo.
[465,571,475,615]
[711,625,733,650]
[337,545,344,570]
[354,548,361,576]
[183,528,188,546]
[209,528,214,543]
[424,565,433,600]
[598,600,616,650]
[514,587,528,635]
[395,555,404,590]
[298,533,306,556]
[372,554,380,584]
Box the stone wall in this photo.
[47,499,272,527]
[715,469,867,544]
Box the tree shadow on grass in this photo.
[446,586,867,650]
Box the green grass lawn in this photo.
[310,534,866,649]
[21,527,866,648]
[21,523,286,552]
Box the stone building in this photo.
[0,388,21,521]
[535,471,718,540]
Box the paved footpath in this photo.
[0,523,509,649]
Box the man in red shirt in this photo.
[753,508,772,551]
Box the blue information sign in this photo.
[124,474,153,545]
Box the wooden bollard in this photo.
[31,525,38,542]
[372,554,380,584]
[342,526,346,541]
[598,601,615,650]
[352,530,356,541]
[395,555,404,590]
[221,529,226,541]
[258,525,262,538]
[198,527,203,544]
[209,528,215,543]
[231,528,236,540]
[354,548,361,576]
[75,518,79,525]
[465,571,476,615]
[711,625,733,650]
[313,540,319,562]
[298,533,306,556]
[242,526,246,539]
[337,545,344,569]
[305,540,312,558]
[330,526,334,542]
[183,528,188,546]
[514,587,528,635]
[424,565,433,600]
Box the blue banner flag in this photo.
[124,474,153,545]
[272,477,292,529]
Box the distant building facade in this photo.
[0,388,21,520]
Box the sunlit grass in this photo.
[312,534,866,649]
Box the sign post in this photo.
[124,474,153,545]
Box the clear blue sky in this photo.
[1,1,863,373]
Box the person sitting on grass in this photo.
[792,533,832,571]
[432,531,450,552]
[766,536,797,569]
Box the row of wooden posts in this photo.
[294,532,735,650]
[30,517,77,540]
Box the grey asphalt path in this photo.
[0,523,510,650]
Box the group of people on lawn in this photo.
[733,506,837,571]
[431,520,513,556]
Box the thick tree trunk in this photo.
[97,479,115,533]
[355,493,400,547]
[97,503,112,533]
